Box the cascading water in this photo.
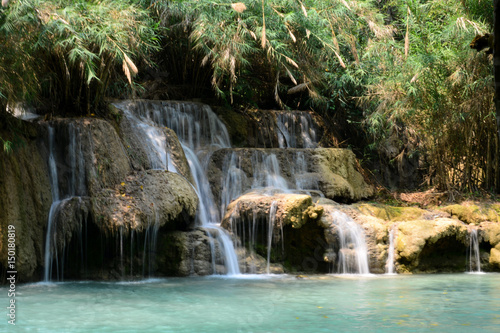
[291,151,320,193]
[44,124,87,281]
[276,111,318,148]
[251,152,289,192]
[386,225,396,274]
[114,101,240,275]
[327,208,370,275]
[213,112,325,272]
[220,152,247,219]
[266,201,278,274]
[468,228,482,273]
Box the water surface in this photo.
[2,274,499,332]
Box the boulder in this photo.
[161,229,215,276]
[221,191,328,273]
[395,219,468,273]
[313,148,373,201]
[91,170,198,234]
[490,247,500,269]
[222,191,323,231]
[478,222,500,270]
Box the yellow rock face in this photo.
[395,219,468,271]
[480,222,500,245]
[489,248,500,269]
[357,204,426,222]
[441,204,500,224]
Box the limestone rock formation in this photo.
[441,203,500,224]
[1,112,201,281]
[221,191,327,273]
[478,222,500,269]
[162,229,216,276]
[113,104,194,184]
[208,148,373,204]
[161,227,285,276]
[0,118,52,281]
[214,108,328,148]
[313,148,374,201]
[91,170,198,234]
[395,219,468,273]
[222,191,324,230]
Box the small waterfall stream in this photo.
[276,111,318,148]
[266,201,278,274]
[386,225,397,274]
[468,228,482,273]
[44,124,87,281]
[328,209,370,275]
[251,152,289,191]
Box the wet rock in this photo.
[317,202,386,274]
[208,148,373,205]
[221,191,323,231]
[221,191,327,273]
[161,229,214,276]
[49,197,92,255]
[214,108,328,149]
[114,106,194,184]
[237,248,284,274]
[91,170,198,234]
[0,118,52,281]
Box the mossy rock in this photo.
[441,204,500,224]
[489,248,500,269]
[357,203,425,222]
[480,222,500,246]
[221,192,323,230]
[213,106,249,147]
[395,219,468,272]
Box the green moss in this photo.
[441,204,500,224]
[213,107,248,147]
[357,203,425,221]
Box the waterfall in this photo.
[468,228,482,273]
[44,126,59,281]
[386,225,396,274]
[328,209,370,274]
[266,201,278,274]
[114,101,240,275]
[220,152,246,219]
[44,124,87,281]
[251,152,289,192]
[276,111,318,148]
[292,151,320,193]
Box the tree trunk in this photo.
[495,0,500,191]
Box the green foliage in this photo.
[154,0,386,108]
[0,0,158,115]
[363,0,496,192]
[0,137,12,154]
[0,0,496,194]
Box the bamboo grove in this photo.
[0,0,498,194]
